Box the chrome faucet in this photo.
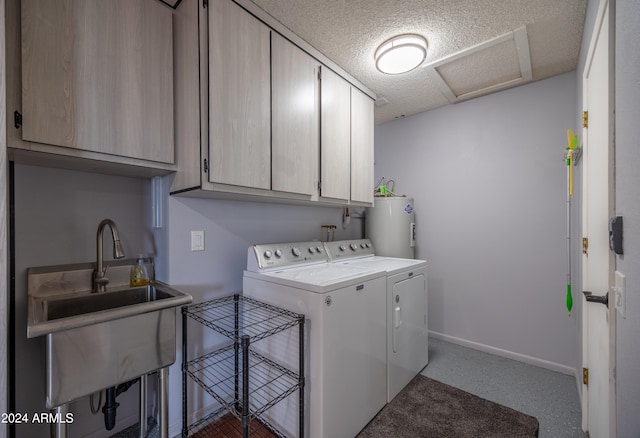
[94,219,126,293]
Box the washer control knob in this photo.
[275,249,283,258]
[360,243,366,248]
[350,243,358,251]
[366,242,371,248]
[292,247,301,257]
[316,246,323,253]
[264,250,273,259]
[339,245,346,251]
[308,247,315,254]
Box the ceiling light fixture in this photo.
[375,34,427,75]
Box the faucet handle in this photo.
[93,265,110,292]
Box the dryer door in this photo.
[388,273,428,401]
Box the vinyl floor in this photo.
[114,337,584,438]
[421,337,585,438]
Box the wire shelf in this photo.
[185,343,302,420]
[183,294,304,343]
[183,294,305,438]
[185,406,285,438]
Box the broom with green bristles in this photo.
[564,129,577,316]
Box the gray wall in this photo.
[155,178,364,436]
[12,164,153,437]
[374,72,579,372]
[11,163,365,438]
[614,1,640,436]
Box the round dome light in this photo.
[375,34,427,75]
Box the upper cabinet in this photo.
[171,0,375,206]
[320,66,351,201]
[10,0,175,174]
[271,33,319,196]
[208,0,271,189]
[351,88,375,204]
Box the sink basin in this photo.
[45,285,174,321]
[26,260,192,408]
[27,261,192,338]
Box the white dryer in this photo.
[243,241,387,438]
[325,239,429,402]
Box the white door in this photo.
[582,0,615,436]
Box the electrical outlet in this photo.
[614,271,626,318]
[191,231,205,251]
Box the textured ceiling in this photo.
[250,0,588,124]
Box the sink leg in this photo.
[140,374,147,438]
[51,405,68,438]
[159,367,169,438]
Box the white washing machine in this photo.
[325,239,429,402]
[243,241,387,438]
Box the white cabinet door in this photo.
[271,33,319,196]
[209,0,271,189]
[351,88,375,204]
[320,67,351,201]
[21,0,174,164]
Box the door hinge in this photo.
[582,111,588,128]
[583,367,589,385]
[203,158,208,173]
[14,111,22,129]
[582,237,589,255]
[202,0,208,8]
[318,67,321,81]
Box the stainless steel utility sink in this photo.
[43,285,175,322]
[27,260,192,408]
[27,261,192,338]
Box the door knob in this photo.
[583,291,609,307]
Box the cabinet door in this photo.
[21,0,174,164]
[320,67,351,201]
[350,88,375,204]
[271,33,319,196]
[209,0,271,189]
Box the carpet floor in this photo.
[357,375,539,438]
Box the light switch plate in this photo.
[614,270,626,318]
[191,231,205,251]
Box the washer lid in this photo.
[244,263,385,293]
[337,256,427,275]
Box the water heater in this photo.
[366,196,416,258]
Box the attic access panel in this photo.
[426,27,532,103]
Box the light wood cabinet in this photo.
[208,0,271,189]
[320,66,351,201]
[20,0,174,165]
[171,0,375,206]
[271,33,319,196]
[320,67,375,205]
[351,88,375,204]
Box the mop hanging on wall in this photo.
[563,129,580,316]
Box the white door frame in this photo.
[581,0,616,435]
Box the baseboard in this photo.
[429,331,577,376]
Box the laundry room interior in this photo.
[2,0,640,437]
